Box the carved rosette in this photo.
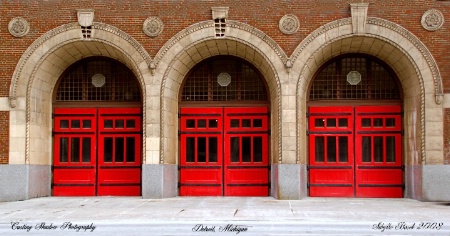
[8,17,30,37]
[143,17,164,37]
[279,14,300,35]
[421,9,444,31]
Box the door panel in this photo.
[308,105,403,198]
[179,107,224,196]
[53,107,142,196]
[97,108,142,196]
[179,107,270,196]
[355,106,403,197]
[53,108,97,196]
[224,107,269,196]
[308,106,354,197]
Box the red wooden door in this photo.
[53,107,142,196]
[308,105,403,198]
[179,107,269,196]
[179,107,223,196]
[224,107,269,196]
[97,108,142,196]
[53,108,97,196]
[355,106,403,197]
[308,106,354,197]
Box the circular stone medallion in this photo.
[8,17,30,37]
[279,14,300,35]
[143,17,164,37]
[421,9,444,31]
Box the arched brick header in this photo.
[8,22,150,164]
[294,17,444,165]
[156,20,286,164]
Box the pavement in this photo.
[0,197,449,236]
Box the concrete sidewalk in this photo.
[0,197,449,235]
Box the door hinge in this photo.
[401,165,405,171]
[306,112,310,118]
[268,129,271,136]
[401,130,404,136]
[178,130,181,136]
[307,183,310,188]
[306,164,310,170]
[306,130,310,136]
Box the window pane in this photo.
[374,137,383,162]
[253,137,263,162]
[362,118,371,127]
[115,120,124,128]
[208,137,217,162]
[315,118,324,127]
[82,120,91,129]
[71,120,80,128]
[253,119,262,128]
[338,118,348,128]
[386,118,395,127]
[60,120,69,128]
[230,137,240,162]
[116,137,124,162]
[71,138,80,162]
[327,119,336,127]
[186,137,195,162]
[104,137,113,162]
[315,137,324,162]
[242,119,251,128]
[242,137,251,162]
[327,136,336,162]
[209,119,218,128]
[198,137,206,162]
[386,136,396,162]
[198,119,206,128]
[104,120,113,128]
[82,138,91,162]
[338,136,348,162]
[374,118,383,127]
[231,119,239,128]
[60,138,68,162]
[126,137,135,162]
[362,137,371,162]
[126,119,136,128]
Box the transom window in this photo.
[309,55,401,100]
[55,57,141,102]
[181,57,268,102]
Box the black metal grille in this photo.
[55,57,141,102]
[309,55,401,100]
[181,57,268,102]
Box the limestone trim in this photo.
[153,20,289,72]
[9,22,150,164]
[293,17,444,164]
[157,21,284,164]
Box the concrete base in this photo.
[422,165,450,201]
[142,164,178,198]
[271,164,307,200]
[405,164,423,200]
[0,164,51,202]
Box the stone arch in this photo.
[294,17,443,199]
[155,20,286,166]
[8,22,151,165]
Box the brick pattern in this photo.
[0,111,9,164]
[444,109,450,164]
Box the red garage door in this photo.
[308,105,403,198]
[179,107,270,196]
[53,107,142,196]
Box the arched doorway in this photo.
[307,54,403,198]
[178,56,270,196]
[52,57,143,196]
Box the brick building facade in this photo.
[0,0,449,201]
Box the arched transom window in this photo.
[55,57,141,102]
[181,56,268,102]
[309,55,401,100]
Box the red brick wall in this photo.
[0,111,9,164]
